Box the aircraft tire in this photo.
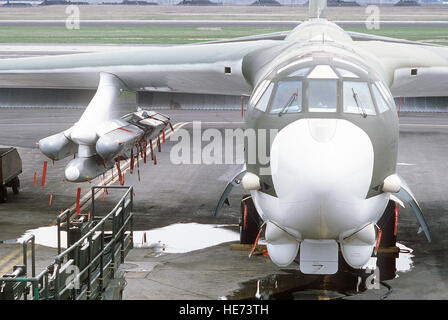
[239,195,263,244]
[0,186,6,203]
[11,177,20,195]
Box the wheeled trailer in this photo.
[0,147,22,203]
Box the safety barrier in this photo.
[0,185,134,300]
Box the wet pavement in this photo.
[0,109,448,299]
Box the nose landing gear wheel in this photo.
[239,195,263,244]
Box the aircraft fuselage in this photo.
[242,18,400,271]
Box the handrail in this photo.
[0,234,37,300]
[53,185,133,300]
[1,185,134,300]
[55,186,132,263]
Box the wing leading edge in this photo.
[354,39,448,98]
[0,40,281,96]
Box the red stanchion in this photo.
[394,204,399,236]
[49,193,53,207]
[249,228,263,258]
[149,139,154,163]
[374,228,382,256]
[76,188,81,214]
[41,161,48,187]
[130,148,134,174]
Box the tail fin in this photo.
[309,0,327,19]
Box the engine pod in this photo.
[39,132,77,161]
[96,125,144,160]
[65,155,113,182]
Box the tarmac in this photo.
[0,108,448,300]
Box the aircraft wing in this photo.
[0,40,281,96]
[353,39,448,98]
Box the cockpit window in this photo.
[250,80,270,107]
[308,80,338,113]
[288,68,310,78]
[270,80,302,114]
[343,81,376,116]
[254,82,274,112]
[372,83,390,113]
[336,68,359,79]
[376,81,396,109]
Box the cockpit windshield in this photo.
[270,80,302,114]
[308,79,338,113]
[251,62,392,117]
[343,81,376,116]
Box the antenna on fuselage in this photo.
[309,0,328,19]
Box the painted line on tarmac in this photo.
[0,248,23,274]
[0,245,40,276]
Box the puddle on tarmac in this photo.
[224,243,414,300]
[17,223,239,256]
[132,223,239,255]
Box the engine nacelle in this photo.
[65,155,114,182]
[96,124,144,160]
[39,131,77,161]
[38,105,173,183]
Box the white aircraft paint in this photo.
[253,118,389,269]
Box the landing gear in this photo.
[377,200,397,248]
[239,195,263,244]
[375,200,398,281]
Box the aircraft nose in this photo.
[268,118,375,237]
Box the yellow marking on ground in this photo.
[0,245,40,276]
[0,253,24,276]
[0,248,22,272]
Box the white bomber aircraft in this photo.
[0,0,443,274]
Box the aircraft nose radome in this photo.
[307,119,338,143]
[269,118,375,237]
